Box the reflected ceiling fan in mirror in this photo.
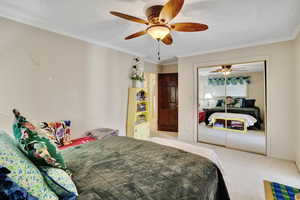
[110,0,208,60]
[210,65,248,75]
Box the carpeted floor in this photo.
[149,136,300,200]
[198,123,266,154]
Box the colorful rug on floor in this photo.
[264,180,300,200]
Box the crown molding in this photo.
[144,58,159,64]
[177,35,295,59]
[158,57,178,65]
[0,11,155,61]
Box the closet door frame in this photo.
[194,58,268,156]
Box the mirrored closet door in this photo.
[197,61,267,154]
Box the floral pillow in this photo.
[0,165,39,200]
[0,131,58,200]
[39,121,72,147]
[12,109,68,173]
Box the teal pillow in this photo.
[216,99,224,107]
[234,98,245,108]
[12,110,68,172]
[0,131,59,200]
[39,166,78,198]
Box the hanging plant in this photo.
[130,58,144,81]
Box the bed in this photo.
[0,111,230,200]
[203,107,262,130]
[62,136,230,200]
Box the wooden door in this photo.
[158,73,178,132]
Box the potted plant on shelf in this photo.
[131,58,145,88]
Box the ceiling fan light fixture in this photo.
[147,25,170,40]
[223,71,231,76]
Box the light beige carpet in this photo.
[148,137,300,200]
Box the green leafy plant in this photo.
[131,59,144,81]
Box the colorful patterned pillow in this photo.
[0,165,38,200]
[39,166,78,199]
[12,109,68,172]
[39,121,72,147]
[0,131,58,200]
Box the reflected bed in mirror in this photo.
[197,61,267,155]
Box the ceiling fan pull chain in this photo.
[157,39,161,61]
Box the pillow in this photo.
[0,131,58,200]
[245,99,256,108]
[225,96,236,106]
[234,98,245,108]
[85,128,118,140]
[12,109,68,172]
[216,99,224,107]
[39,121,72,147]
[0,165,38,200]
[39,166,78,199]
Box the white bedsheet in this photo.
[146,137,226,178]
[208,112,257,127]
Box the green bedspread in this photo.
[62,136,230,200]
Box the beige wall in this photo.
[0,17,158,138]
[144,73,158,135]
[294,33,300,169]
[145,62,159,73]
[159,64,178,73]
[0,15,299,163]
[242,71,265,122]
[178,41,295,160]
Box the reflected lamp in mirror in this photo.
[204,93,213,107]
[204,93,213,99]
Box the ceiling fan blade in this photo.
[125,30,147,40]
[171,23,208,32]
[161,34,173,45]
[110,11,149,25]
[159,0,184,23]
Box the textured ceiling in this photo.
[0,0,299,63]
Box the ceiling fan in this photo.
[110,0,209,46]
[210,65,248,75]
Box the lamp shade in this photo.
[204,93,213,99]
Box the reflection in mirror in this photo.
[197,61,266,154]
